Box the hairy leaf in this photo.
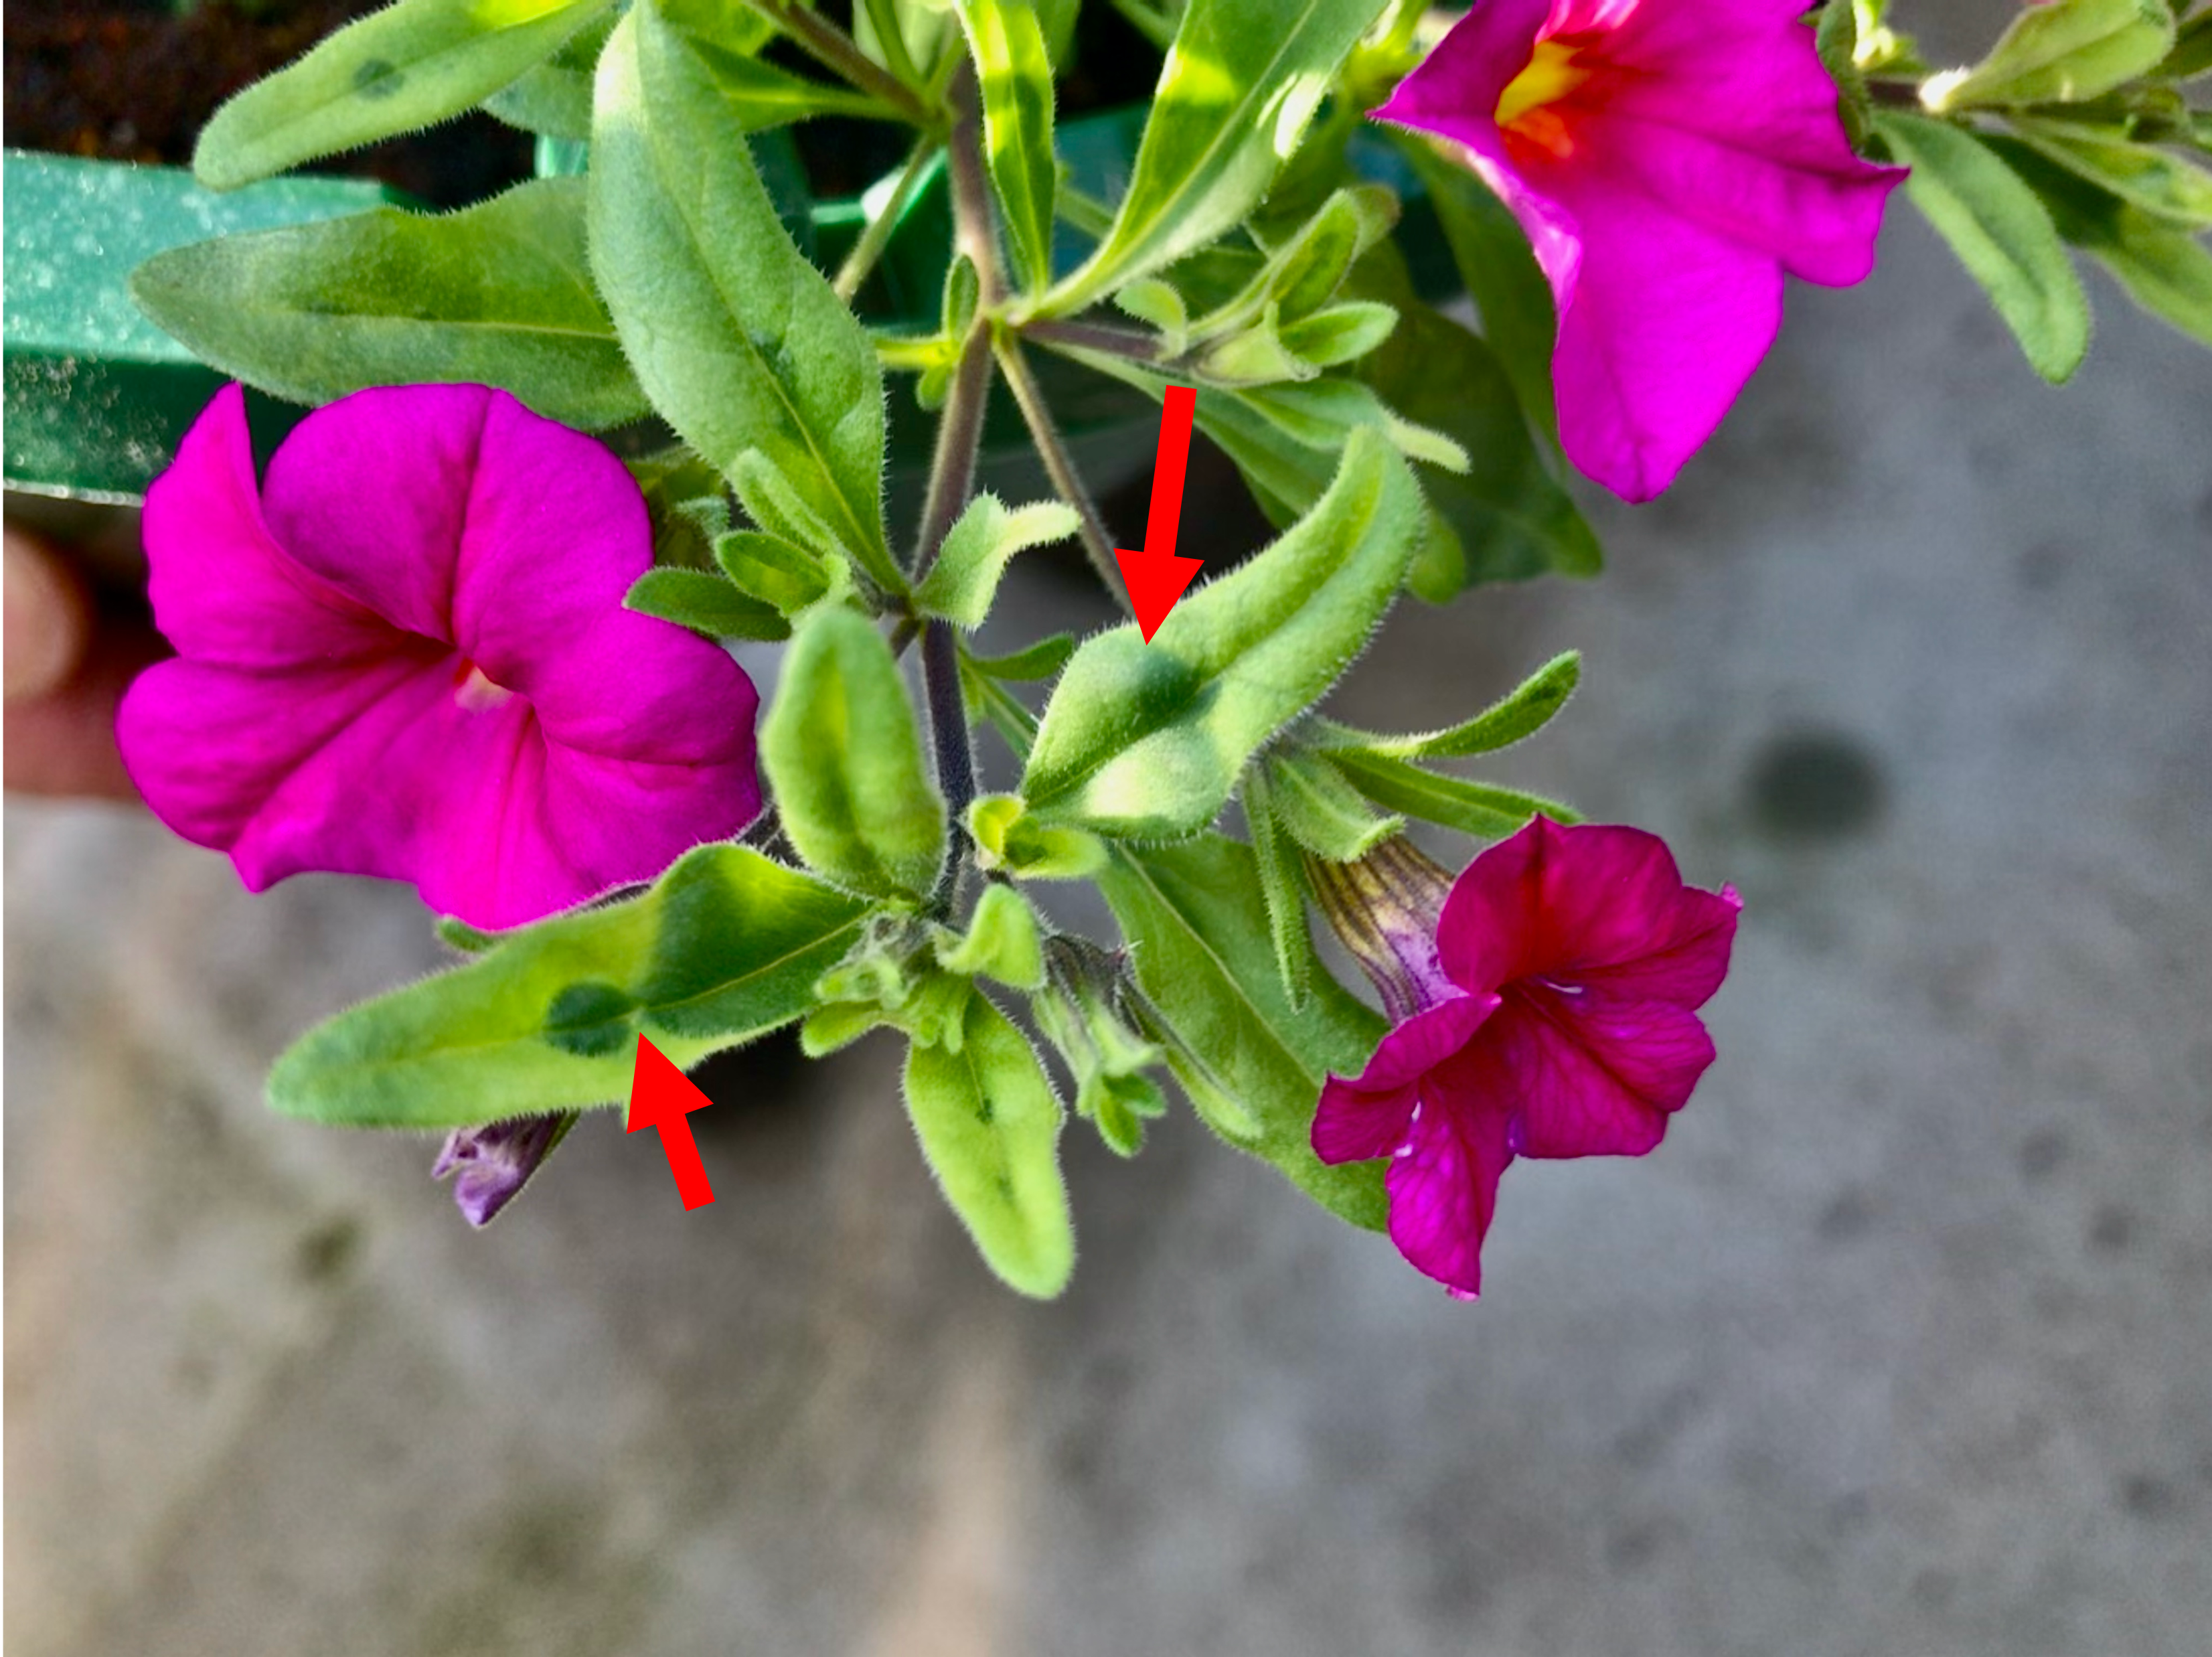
[590,3,897,592]
[131,177,646,430]
[1877,112,2091,383]
[269,846,870,1127]
[1328,750,1577,839]
[915,495,1080,628]
[954,0,1060,295]
[196,0,619,189]
[904,992,1075,1297]
[1099,836,1388,1228]
[625,567,791,639]
[763,607,946,898]
[1926,0,2175,111]
[1021,428,1422,840]
[1316,649,1581,759]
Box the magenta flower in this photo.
[116,384,761,929]
[1310,819,1739,1295]
[1374,0,1903,501]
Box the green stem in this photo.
[994,334,1131,611]
[860,0,925,92]
[738,0,941,129]
[835,136,941,303]
[1022,317,1164,362]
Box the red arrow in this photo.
[627,1034,716,1210]
[1115,384,1202,643]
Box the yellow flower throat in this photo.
[1495,40,1588,151]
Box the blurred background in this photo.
[7,2,2210,1653]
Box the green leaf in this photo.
[1275,301,1399,368]
[1925,0,2175,111]
[1114,278,1190,353]
[130,177,647,432]
[1876,112,2091,383]
[1352,264,1599,592]
[967,795,1109,880]
[954,0,1059,295]
[1991,134,2212,345]
[1391,131,1559,439]
[915,495,1081,627]
[714,529,834,614]
[1241,765,1318,1006]
[268,846,871,1127]
[481,10,618,139]
[195,0,619,190]
[1327,749,1577,839]
[625,567,791,639]
[1040,0,1393,313]
[1099,836,1388,1228]
[2006,116,2212,227]
[968,633,1076,680]
[762,607,946,898]
[935,882,1046,990]
[663,0,892,131]
[2158,4,2212,77]
[1816,0,1875,149]
[1186,183,1399,337]
[589,3,898,594]
[903,991,1076,1297]
[1316,649,1580,759]
[1260,748,1402,860]
[1020,428,1421,840]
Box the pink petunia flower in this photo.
[1309,819,1739,1295]
[1374,0,1903,501]
[117,383,761,929]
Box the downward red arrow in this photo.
[1115,384,1202,643]
[627,1034,716,1210]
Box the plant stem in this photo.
[860,0,925,94]
[1022,317,1164,362]
[994,333,1131,611]
[835,136,940,303]
[917,62,998,914]
[738,0,941,129]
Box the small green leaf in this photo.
[1261,748,1402,860]
[763,607,946,898]
[714,529,834,614]
[195,0,619,189]
[1275,301,1399,368]
[935,882,1046,990]
[1098,836,1388,1228]
[1241,765,1318,1007]
[967,633,1076,680]
[1041,0,1394,313]
[590,3,898,594]
[1391,132,1559,439]
[2158,5,2212,78]
[1817,0,1875,149]
[268,846,871,1126]
[1992,134,2212,345]
[967,794,1108,879]
[953,0,1059,295]
[1186,184,1399,338]
[915,495,1081,628]
[129,177,647,430]
[625,567,791,639]
[1020,428,1422,840]
[1317,649,1581,759]
[1114,278,1190,354]
[1876,112,2091,383]
[2006,116,2212,227]
[903,992,1075,1297]
[1327,750,1577,839]
[1925,0,2175,111]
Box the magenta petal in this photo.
[1314,1077,1420,1165]
[1312,992,1500,1164]
[139,384,392,669]
[1439,817,1737,1008]
[1383,1077,1516,1296]
[1373,0,1550,129]
[1478,991,1714,1158]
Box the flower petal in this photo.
[1383,1075,1516,1296]
[1312,992,1500,1164]
[259,382,497,641]
[139,384,392,669]
[1439,817,1738,1008]
[1474,988,1715,1158]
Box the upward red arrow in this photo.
[1115,384,1202,643]
[627,1034,716,1210]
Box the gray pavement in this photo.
[8,114,2211,1657]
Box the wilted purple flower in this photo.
[432,1112,578,1227]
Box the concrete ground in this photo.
[7,49,2211,1657]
